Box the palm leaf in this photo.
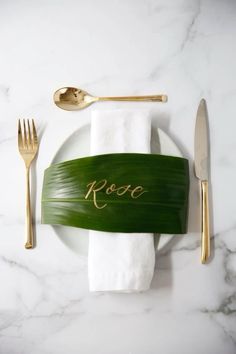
[42,153,189,234]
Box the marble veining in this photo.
[0,0,236,353]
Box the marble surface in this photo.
[0,0,236,353]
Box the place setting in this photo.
[17,86,211,292]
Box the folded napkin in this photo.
[88,110,155,292]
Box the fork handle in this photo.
[25,167,33,249]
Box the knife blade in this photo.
[194,99,210,263]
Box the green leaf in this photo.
[41,153,189,234]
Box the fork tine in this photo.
[23,119,27,149]
[32,119,38,146]
[18,119,24,149]
[27,119,32,147]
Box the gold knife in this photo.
[194,99,210,263]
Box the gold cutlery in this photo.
[18,119,39,249]
[53,87,168,111]
[194,99,210,263]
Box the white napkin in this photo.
[88,110,155,292]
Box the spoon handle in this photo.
[98,95,168,103]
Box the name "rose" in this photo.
[85,179,147,209]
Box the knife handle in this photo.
[200,180,210,263]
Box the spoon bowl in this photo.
[54,87,97,111]
[54,87,168,111]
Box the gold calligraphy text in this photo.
[85,179,147,209]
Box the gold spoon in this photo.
[53,87,168,111]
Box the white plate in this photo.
[51,124,183,256]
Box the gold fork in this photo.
[18,119,39,249]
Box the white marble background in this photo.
[0,0,236,353]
